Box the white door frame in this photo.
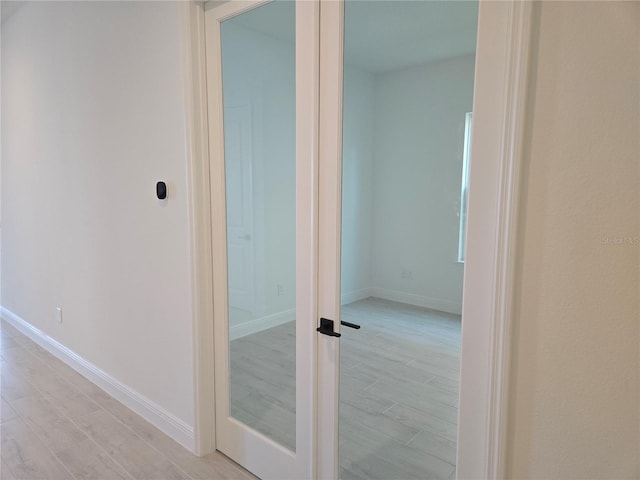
[180,0,216,457]
[456,2,533,478]
[184,0,534,478]
[315,1,344,477]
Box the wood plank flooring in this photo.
[0,320,255,480]
[230,297,461,480]
[1,297,460,479]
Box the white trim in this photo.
[181,0,215,457]
[341,288,461,315]
[316,1,345,477]
[1,307,194,452]
[340,288,373,306]
[229,308,295,340]
[485,2,534,478]
[456,1,533,478]
[370,288,462,316]
[295,3,321,478]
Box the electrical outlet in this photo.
[277,283,284,296]
[401,269,413,280]
[56,307,63,324]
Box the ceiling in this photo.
[230,0,478,74]
[2,1,478,73]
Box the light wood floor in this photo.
[230,297,461,480]
[1,298,460,480]
[0,320,255,480]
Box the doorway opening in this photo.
[216,1,478,478]
[197,0,531,477]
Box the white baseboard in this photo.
[0,306,195,452]
[369,287,462,315]
[340,288,374,306]
[229,308,295,340]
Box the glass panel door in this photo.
[208,1,477,478]
[205,1,317,478]
[221,1,297,452]
[318,0,477,478]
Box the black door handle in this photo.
[340,320,361,330]
[317,318,341,337]
[317,318,361,337]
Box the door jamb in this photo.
[457,1,533,478]
[181,0,216,456]
[186,0,535,477]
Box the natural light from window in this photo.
[458,112,473,263]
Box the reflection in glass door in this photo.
[221,1,297,451]
[206,1,316,478]
[336,1,478,478]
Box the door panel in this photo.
[206,1,317,478]
[318,0,476,478]
[221,2,297,450]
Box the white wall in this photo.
[508,1,639,477]
[1,1,195,428]
[370,55,475,314]
[340,67,375,304]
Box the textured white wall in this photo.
[508,1,639,477]
[370,55,475,314]
[1,1,195,426]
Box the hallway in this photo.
[0,319,254,480]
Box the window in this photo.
[458,112,473,263]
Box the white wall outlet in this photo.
[277,283,284,296]
[401,269,413,280]
[56,307,63,324]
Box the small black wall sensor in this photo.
[156,181,167,200]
